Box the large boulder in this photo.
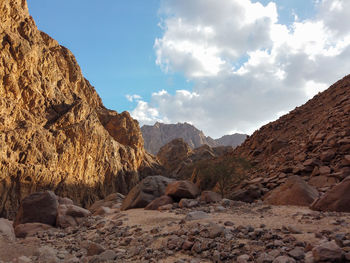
[0,218,15,241]
[165,180,200,201]
[229,184,263,203]
[14,191,59,227]
[56,204,91,228]
[145,195,174,210]
[310,177,350,212]
[200,191,222,203]
[264,176,319,206]
[121,176,174,210]
[312,240,343,262]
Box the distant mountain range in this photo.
[141,122,247,154]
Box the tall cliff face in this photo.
[234,74,350,192]
[0,0,159,218]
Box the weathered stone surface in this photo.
[0,0,160,219]
[179,199,199,208]
[14,191,59,227]
[14,222,53,238]
[121,176,174,210]
[312,240,343,262]
[311,177,350,212]
[184,211,209,221]
[144,195,173,210]
[200,191,222,203]
[0,218,15,241]
[264,176,319,206]
[56,204,91,228]
[165,180,200,200]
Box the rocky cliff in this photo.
[141,122,246,154]
[0,0,159,219]
[234,74,350,193]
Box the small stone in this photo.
[237,254,250,263]
[87,242,105,256]
[98,250,117,261]
[184,211,209,221]
[256,253,274,263]
[288,247,305,260]
[272,256,296,263]
[224,221,234,226]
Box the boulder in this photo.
[200,191,222,203]
[230,184,263,203]
[310,177,350,212]
[56,204,91,228]
[0,218,15,241]
[145,195,174,210]
[184,211,209,221]
[312,240,343,262]
[14,191,59,227]
[89,193,125,214]
[179,199,199,208]
[165,180,200,201]
[121,176,174,210]
[14,223,53,238]
[264,176,319,206]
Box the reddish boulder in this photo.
[145,195,174,210]
[165,181,200,200]
[200,191,222,203]
[121,176,174,210]
[14,191,59,227]
[310,177,350,212]
[264,176,319,206]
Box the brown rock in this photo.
[319,166,331,175]
[87,242,105,256]
[14,191,59,227]
[312,240,343,262]
[14,223,53,238]
[264,176,318,206]
[200,191,222,203]
[121,176,174,210]
[179,198,199,208]
[310,177,350,212]
[0,0,160,219]
[145,195,173,210]
[165,180,200,200]
[309,175,339,188]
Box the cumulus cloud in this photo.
[132,0,350,137]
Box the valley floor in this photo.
[1,201,350,262]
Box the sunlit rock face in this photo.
[0,0,160,219]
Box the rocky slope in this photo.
[215,133,248,148]
[141,122,246,154]
[0,0,159,219]
[233,74,350,195]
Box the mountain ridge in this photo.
[141,122,247,155]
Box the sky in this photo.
[27,0,350,138]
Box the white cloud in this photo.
[132,0,350,137]
[126,94,142,102]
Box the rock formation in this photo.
[0,0,160,219]
[233,74,350,196]
[156,138,234,179]
[141,122,247,155]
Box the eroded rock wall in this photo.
[0,0,159,218]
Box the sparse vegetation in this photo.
[190,155,252,197]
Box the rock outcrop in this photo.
[0,0,160,219]
[141,122,247,155]
[157,138,234,179]
[234,74,350,195]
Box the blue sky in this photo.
[27,1,350,137]
[27,0,192,112]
